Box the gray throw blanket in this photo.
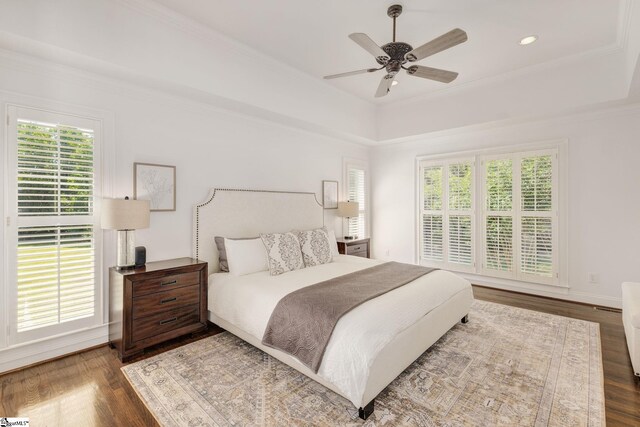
[262,262,437,373]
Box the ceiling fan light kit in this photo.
[324,4,468,98]
[519,35,538,45]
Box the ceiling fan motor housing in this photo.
[379,42,413,74]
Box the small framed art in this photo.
[322,180,338,209]
[134,162,176,211]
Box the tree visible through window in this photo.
[419,148,559,286]
[7,106,101,342]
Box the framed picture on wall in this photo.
[134,162,176,211]
[322,180,338,209]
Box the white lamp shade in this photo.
[101,198,150,230]
[337,201,360,218]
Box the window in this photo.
[6,106,102,344]
[484,158,514,274]
[420,159,474,271]
[344,160,368,238]
[419,146,560,286]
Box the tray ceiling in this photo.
[150,0,624,104]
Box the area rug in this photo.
[122,300,605,426]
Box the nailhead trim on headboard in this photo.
[194,188,323,260]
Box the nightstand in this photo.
[336,237,371,258]
[109,257,208,361]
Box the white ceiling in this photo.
[151,0,622,104]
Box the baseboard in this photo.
[0,324,108,374]
[467,277,622,309]
[565,291,622,309]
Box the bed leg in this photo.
[461,314,469,324]
[358,399,375,420]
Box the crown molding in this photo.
[2,37,637,149]
[374,99,640,147]
[0,41,376,146]
[382,44,629,110]
[115,0,371,108]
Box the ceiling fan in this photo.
[324,4,468,98]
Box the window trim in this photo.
[5,105,104,345]
[479,149,559,286]
[415,139,568,288]
[418,156,476,273]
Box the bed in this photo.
[193,188,473,419]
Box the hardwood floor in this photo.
[0,286,638,426]
[0,326,223,427]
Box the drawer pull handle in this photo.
[161,280,177,286]
[159,317,177,325]
[161,297,177,304]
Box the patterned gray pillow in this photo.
[260,232,305,276]
[294,227,332,267]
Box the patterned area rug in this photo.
[122,301,604,426]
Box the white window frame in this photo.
[343,158,370,238]
[480,154,516,280]
[416,140,567,288]
[479,149,559,286]
[5,105,103,345]
[418,157,476,273]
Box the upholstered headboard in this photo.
[193,188,324,272]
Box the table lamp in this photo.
[101,197,150,270]
[337,201,360,240]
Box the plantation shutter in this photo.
[520,154,554,278]
[420,159,474,270]
[421,165,444,262]
[347,165,367,238]
[8,107,101,343]
[484,159,514,273]
[447,162,473,267]
[17,225,95,331]
[419,147,559,286]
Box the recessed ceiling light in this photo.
[519,35,538,46]
[392,81,399,86]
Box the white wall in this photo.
[0,50,368,371]
[371,105,640,307]
[0,54,367,258]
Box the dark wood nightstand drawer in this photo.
[132,304,200,342]
[346,243,368,255]
[337,238,371,259]
[132,284,200,319]
[133,271,200,297]
[348,249,368,258]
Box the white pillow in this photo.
[260,232,305,276]
[327,229,340,257]
[295,227,332,267]
[224,237,269,276]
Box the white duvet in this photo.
[208,255,471,407]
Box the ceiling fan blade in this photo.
[375,74,395,98]
[405,28,468,62]
[349,33,390,62]
[407,65,458,83]
[324,68,380,79]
